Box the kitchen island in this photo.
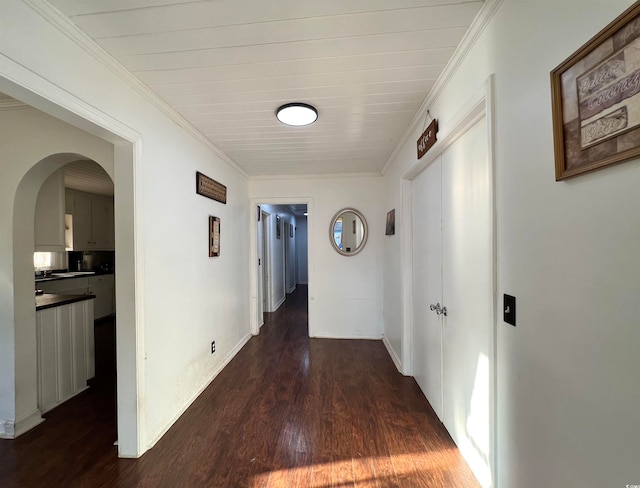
[35,293,95,413]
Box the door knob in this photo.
[429,303,447,316]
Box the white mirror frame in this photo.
[329,207,368,256]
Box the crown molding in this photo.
[381,0,504,176]
[24,0,249,180]
[0,99,29,111]
[249,171,382,181]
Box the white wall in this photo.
[1,0,250,455]
[250,177,384,339]
[383,0,640,486]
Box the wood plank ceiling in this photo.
[47,0,484,177]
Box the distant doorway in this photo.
[251,200,310,336]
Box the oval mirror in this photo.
[330,208,368,256]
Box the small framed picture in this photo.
[209,216,220,257]
[385,209,395,236]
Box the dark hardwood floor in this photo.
[0,286,479,487]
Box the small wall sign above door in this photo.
[417,118,438,159]
[196,171,227,204]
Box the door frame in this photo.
[401,75,497,485]
[249,197,313,337]
[0,64,145,457]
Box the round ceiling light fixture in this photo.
[276,102,318,126]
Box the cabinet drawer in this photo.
[39,277,89,294]
[89,274,114,285]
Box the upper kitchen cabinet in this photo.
[35,169,66,252]
[67,189,114,251]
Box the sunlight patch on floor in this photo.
[250,449,462,487]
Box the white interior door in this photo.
[261,213,270,314]
[412,157,444,420]
[441,117,492,488]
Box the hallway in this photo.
[0,286,479,487]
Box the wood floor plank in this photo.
[0,286,480,488]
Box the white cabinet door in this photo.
[68,190,114,251]
[56,305,74,402]
[91,195,115,250]
[34,169,65,252]
[84,300,95,380]
[37,308,58,413]
[71,191,93,250]
[88,275,114,319]
[70,303,87,392]
[412,157,444,421]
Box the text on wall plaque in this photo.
[196,171,227,204]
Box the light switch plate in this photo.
[504,294,516,326]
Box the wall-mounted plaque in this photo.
[196,171,227,204]
[551,2,640,179]
[209,216,220,257]
[417,119,438,159]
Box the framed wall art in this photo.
[209,216,220,257]
[551,2,640,180]
[385,209,395,236]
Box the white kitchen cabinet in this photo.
[67,189,114,251]
[88,275,114,319]
[34,169,65,252]
[36,298,94,414]
[39,275,115,320]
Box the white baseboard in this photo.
[286,284,296,294]
[310,333,383,340]
[146,332,252,450]
[271,295,286,312]
[0,409,44,439]
[383,336,404,374]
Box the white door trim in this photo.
[0,54,145,458]
[401,75,497,487]
[249,197,313,337]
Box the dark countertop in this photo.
[36,293,96,311]
[35,270,114,283]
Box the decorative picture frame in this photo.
[209,216,220,257]
[385,209,395,236]
[551,2,640,180]
[276,215,281,239]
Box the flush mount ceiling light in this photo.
[276,103,318,126]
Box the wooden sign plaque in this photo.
[417,119,438,160]
[209,216,220,257]
[196,171,227,204]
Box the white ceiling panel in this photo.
[46,0,485,176]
